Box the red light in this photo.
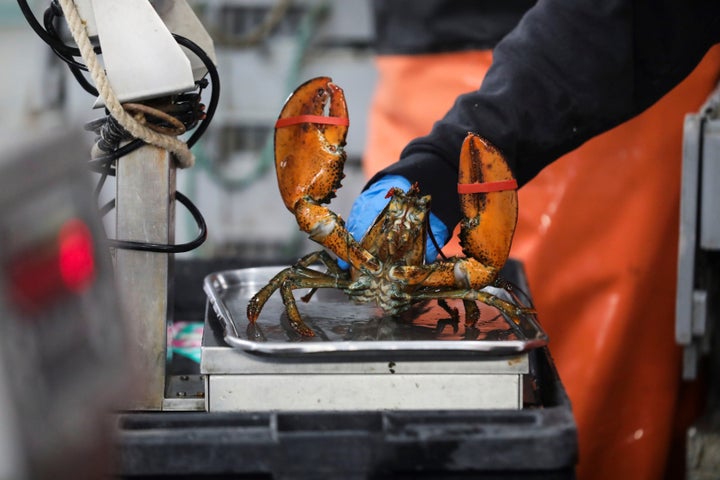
[5,218,96,313]
[58,218,95,292]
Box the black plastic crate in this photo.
[117,345,575,479]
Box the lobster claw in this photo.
[274,76,349,211]
[273,77,378,273]
[458,133,518,276]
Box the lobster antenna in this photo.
[495,277,535,310]
[426,216,448,261]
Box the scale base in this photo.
[201,308,528,412]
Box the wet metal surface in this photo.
[204,266,548,357]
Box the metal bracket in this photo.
[676,87,720,380]
[90,0,195,105]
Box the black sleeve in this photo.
[371,0,720,231]
[372,0,535,54]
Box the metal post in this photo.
[115,144,175,410]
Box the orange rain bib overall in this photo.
[362,46,720,479]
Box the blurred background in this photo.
[1,0,376,263]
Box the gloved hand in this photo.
[338,174,450,269]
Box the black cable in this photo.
[21,0,219,254]
[104,191,208,253]
[86,37,218,252]
[18,0,70,52]
[18,0,101,59]
[43,6,83,62]
[20,0,220,154]
[172,34,220,148]
[86,140,144,175]
[93,168,109,201]
[20,0,99,95]
[90,145,208,253]
[67,65,99,96]
[88,112,209,254]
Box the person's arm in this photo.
[371,0,720,231]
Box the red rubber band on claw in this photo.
[275,115,349,128]
[457,179,518,194]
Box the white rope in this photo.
[59,0,195,168]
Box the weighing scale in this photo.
[201,262,548,413]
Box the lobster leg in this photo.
[435,298,480,331]
[411,289,534,326]
[435,298,461,334]
[278,268,353,337]
[247,251,351,336]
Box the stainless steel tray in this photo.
[203,266,548,357]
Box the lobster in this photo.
[247,77,531,337]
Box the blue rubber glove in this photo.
[337,175,450,270]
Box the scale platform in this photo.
[201,264,548,412]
